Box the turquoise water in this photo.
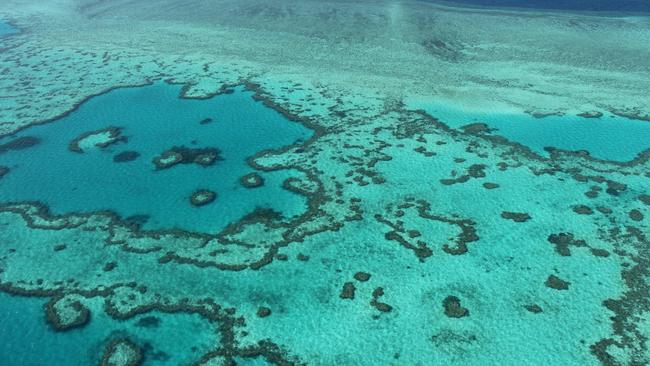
[0,292,217,366]
[0,83,312,233]
[1,1,650,365]
[409,100,650,161]
[0,20,17,37]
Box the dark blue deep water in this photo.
[437,0,650,12]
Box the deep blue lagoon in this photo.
[0,83,313,233]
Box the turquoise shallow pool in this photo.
[408,100,650,162]
[0,83,313,233]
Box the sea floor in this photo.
[0,1,649,366]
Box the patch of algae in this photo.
[1,1,649,365]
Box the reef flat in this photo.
[0,1,649,365]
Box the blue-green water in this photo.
[0,20,17,37]
[1,2,649,364]
[409,101,650,161]
[0,83,312,233]
[0,292,217,366]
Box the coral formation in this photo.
[190,189,217,207]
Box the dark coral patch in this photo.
[590,248,611,258]
[135,316,160,328]
[440,176,469,185]
[527,110,564,119]
[0,166,9,179]
[190,189,217,207]
[152,150,182,169]
[482,182,499,189]
[377,199,478,258]
[460,123,495,134]
[257,307,272,318]
[524,304,543,314]
[408,230,421,238]
[194,152,219,166]
[372,302,393,313]
[240,172,265,188]
[103,262,117,272]
[45,299,91,331]
[605,180,627,196]
[0,136,40,154]
[545,275,570,290]
[152,146,222,170]
[629,209,644,222]
[124,215,150,229]
[340,282,356,300]
[572,205,594,215]
[639,195,650,206]
[384,231,433,260]
[370,287,393,313]
[53,244,67,252]
[585,187,600,199]
[354,272,371,282]
[68,126,126,153]
[547,233,587,256]
[577,111,604,119]
[596,206,613,215]
[99,338,144,366]
[113,150,140,163]
[501,212,531,222]
[443,296,469,318]
[467,164,487,178]
[440,164,487,186]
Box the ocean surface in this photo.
[0,83,312,233]
[0,2,649,366]
[0,292,217,366]
[408,100,650,161]
[0,20,17,37]
[436,0,650,12]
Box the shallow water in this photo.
[0,292,217,366]
[408,100,650,161]
[0,1,649,365]
[0,20,17,37]
[0,83,312,233]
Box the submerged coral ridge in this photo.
[0,1,649,365]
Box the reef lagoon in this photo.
[0,82,311,233]
[407,99,650,161]
[0,1,649,366]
